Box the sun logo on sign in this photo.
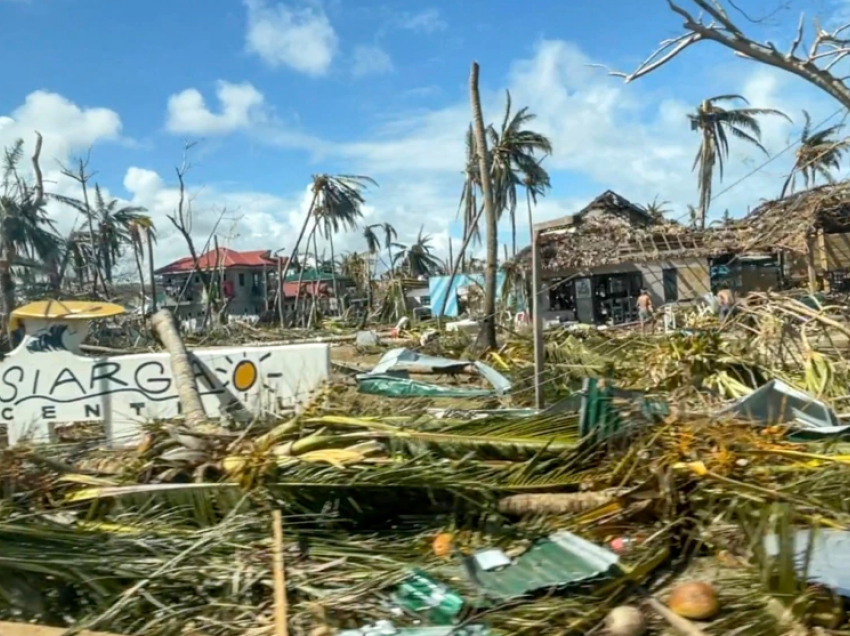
[216,352,281,393]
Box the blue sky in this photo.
[0,0,846,270]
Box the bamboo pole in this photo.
[272,510,288,636]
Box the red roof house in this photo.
[156,249,285,275]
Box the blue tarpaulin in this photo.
[428,273,507,318]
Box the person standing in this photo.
[636,289,653,334]
[717,287,735,323]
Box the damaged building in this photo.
[518,190,785,325]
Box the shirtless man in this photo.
[717,287,735,323]
[636,289,653,334]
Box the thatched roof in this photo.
[732,183,850,254]
[520,190,739,273]
[519,183,850,274]
[533,190,656,234]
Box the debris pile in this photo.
[3,293,850,636]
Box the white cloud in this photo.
[166,81,267,135]
[244,0,337,76]
[0,91,126,237]
[351,44,393,78]
[0,91,122,161]
[396,8,446,33]
[327,38,839,244]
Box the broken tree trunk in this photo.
[151,308,206,428]
[498,491,620,516]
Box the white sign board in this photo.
[4,319,330,447]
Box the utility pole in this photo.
[531,227,545,410]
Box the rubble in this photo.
[3,292,850,636]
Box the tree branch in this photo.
[604,0,850,111]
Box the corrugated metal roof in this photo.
[156,248,283,274]
[463,531,619,601]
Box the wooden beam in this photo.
[806,236,819,293]
[0,622,134,636]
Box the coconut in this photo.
[667,581,720,620]
[432,532,454,557]
[605,605,646,636]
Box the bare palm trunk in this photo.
[151,309,206,428]
[328,231,341,315]
[133,242,146,308]
[308,230,320,328]
[0,240,16,341]
[511,210,517,257]
[80,182,101,297]
[366,254,374,310]
[294,223,317,327]
[146,229,157,312]
[697,113,712,229]
[469,62,499,350]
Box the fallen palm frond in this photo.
[10,291,850,634]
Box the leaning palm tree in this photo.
[277,174,376,322]
[488,90,553,256]
[690,94,790,227]
[782,110,850,196]
[392,227,444,277]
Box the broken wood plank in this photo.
[0,622,132,636]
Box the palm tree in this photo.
[782,110,850,196]
[0,137,60,322]
[469,62,499,350]
[316,195,362,313]
[277,175,375,321]
[643,197,671,223]
[689,94,790,227]
[380,222,397,277]
[392,227,444,277]
[488,90,553,256]
[128,216,156,310]
[457,125,482,265]
[55,185,149,285]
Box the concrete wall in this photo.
[639,258,711,307]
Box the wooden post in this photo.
[818,229,830,292]
[806,237,819,293]
[531,228,545,410]
[272,510,289,636]
[277,256,285,329]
